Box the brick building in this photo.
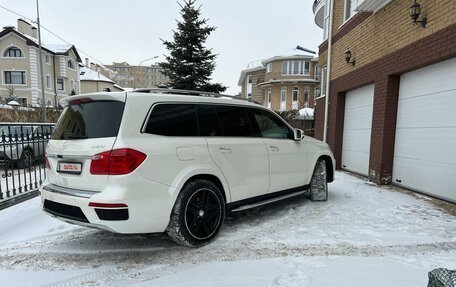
[238,56,320,111]
[313,0,456,202]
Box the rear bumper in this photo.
[39,179,176,234]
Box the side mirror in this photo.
[294,129,305,141]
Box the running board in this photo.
[230,189,307,212]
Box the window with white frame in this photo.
[45,54,50,64]
[46,75,51,89]
[266,63,272,73]
[47,100,52,107]
[67,60,75,70]
[17,98,27,107]
[321,66,327,97]
[4,71,26,85]
[323,0,331,40]
[344,0,358,22]
[3,46,23,58]
[292,87,299,109]
[56,78,64,91]
[247,76,252,98]
[315,87,321,99]
[280,87,287,111]
[281,60,310,75]
[268,88,272,103]
[304,87,310,107]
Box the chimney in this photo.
[17,19,33,37]
[85,58,90,67]
[31,26,37,38]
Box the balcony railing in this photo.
[313,0,324,14]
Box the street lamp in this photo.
[138,56,159,66]
[295,45,317,54]
[136,56,159,89]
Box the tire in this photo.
[309,160,328,201]
[166,179,225,247]
[18,149,34,169]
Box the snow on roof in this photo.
[79,66,114,84]
[43,44,73,54]
[18,32,72,54]
[296,107,314,120]
[113,84,125,91]
[0,104,13,109]
[7,101,20,106]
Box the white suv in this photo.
[40,89,335,247]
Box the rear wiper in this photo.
[62,133,88,139]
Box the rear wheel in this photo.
[166,179,225,247]
[309,160,328,201]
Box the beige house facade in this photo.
[106,62,169,89]
[79,65,124,94]
[0,19,82,107]
[239,55,320,111]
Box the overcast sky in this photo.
[0,0,322,94]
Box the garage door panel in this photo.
[399,58,456,99]
[394,57,456,202]
[342,84,374,176]
[341,150,370,176]
[344,85,374,109]
[397,90,456,128]
[342,129,372,154]
[394,127,456,164]
[393,157,456,202]
[344,106,375,130]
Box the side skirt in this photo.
[227,185,309,213]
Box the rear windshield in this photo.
[51,100,125,140]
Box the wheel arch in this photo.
[317,155,334,183]
[184,174,228,204]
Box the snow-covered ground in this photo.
[0,171,455,287]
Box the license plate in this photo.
[58,162,82,174]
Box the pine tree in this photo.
[159,0,227,93]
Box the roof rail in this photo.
[131,88,260,104]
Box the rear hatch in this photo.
[46,93,126,191]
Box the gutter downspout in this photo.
[323,0,334,143]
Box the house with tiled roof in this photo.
[0,19,82,107]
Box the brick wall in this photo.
[322,0,456,80]
[316,23,456,184]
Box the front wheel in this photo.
[166,179,225,247]
[309,160,328,201]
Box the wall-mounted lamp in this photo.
[344,48,356,66]
[410,0,427,28]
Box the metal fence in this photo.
[0,123,54,202]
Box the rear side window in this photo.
[145,104,198,136]
[207,105,253,137]
[51,100,125,140]
[199,105,223,136]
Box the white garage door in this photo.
[342,84,374,176]
[393,57,456,202]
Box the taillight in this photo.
[90,148,146,175]
[44,153,51,170]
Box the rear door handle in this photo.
[269,145,280,152]
[219,147,232,154]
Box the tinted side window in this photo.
[145,104,198,136]
[248,108,292,139]
[199,105,223,136]
[212,106,253,137]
